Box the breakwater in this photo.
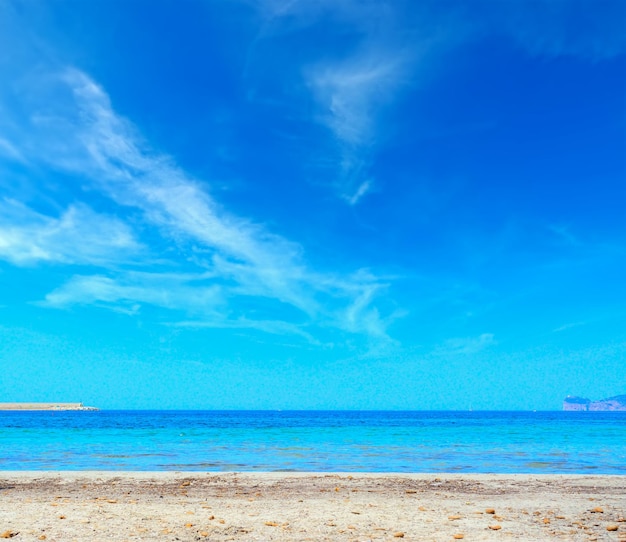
[0,403,98,411]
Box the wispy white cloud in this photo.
[345,179,373,206]
[309,55,401,148]
[481,0,626,60]
[0,138,26,163]
[174,317,318,344]
[1,67,394,341]
[42,273,223,317]
[307,52,407,204]
[244,0,418,205]
[247,0,624,207]
[553,321,586,333]
[251,0,386,31]
[0,199,141,266]
[434,333,496,356]
[549,224,581,247]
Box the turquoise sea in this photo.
[0,411,624,473]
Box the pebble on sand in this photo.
[488,525,502,530]
[607,525,619,532]
[453,535,465,540]
[393,532,405,538]
[0,532,17,539]
[486,508,496,514]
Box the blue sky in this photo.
[1,0,625,410]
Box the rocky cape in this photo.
[563,395,626,411]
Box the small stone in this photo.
[0,532,17,539]
[486,508,496,514]
[393,533,405,538]
[543,518,551,524]
[208,515,215,520]
[592,507,604,513]
[607,525,619,532]
[265,521,279,527]
[488,525,502,530]
[418,506,427,511]
[406,490,417,494]
[58,516,66,520]
[184,523,193,528]
[106,499,118,503]
[449,515,462,520]
[181,481,191,487]
[453,535,465,540]
[200,532,209,537]
[618,516,625,523]
[38,537,47,541]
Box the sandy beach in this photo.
[0,473,624,541]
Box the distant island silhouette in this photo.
[563,395,626,411]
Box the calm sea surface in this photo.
[0,411,624,473]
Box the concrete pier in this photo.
[0,403,98,411]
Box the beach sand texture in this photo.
[1,473,625,541]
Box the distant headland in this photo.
[0,403,98,411]
[563,395,626,412]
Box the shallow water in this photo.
[1,410,624,473]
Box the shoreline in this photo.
[2,473,625,541]
[2,470,626,478]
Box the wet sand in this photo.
[1,472,625,541]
